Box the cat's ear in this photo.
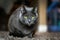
[20,6,24,13]
[23,5,26,12]
[33,7,37,12]
[35,7,37,12]
[35,7,38,18]
[19,5,26,14]
[19,6,25,18]
[33,7,38,18]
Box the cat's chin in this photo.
[24,23,32,26]
[27,25,32,26]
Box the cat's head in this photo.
[19,6,38,26]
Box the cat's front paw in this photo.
[28,34,33,38]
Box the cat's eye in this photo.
[32,17,35,20]
[24,16,27,19]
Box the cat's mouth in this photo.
[26,23,33,26]
[28,24,31,26]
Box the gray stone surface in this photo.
[0,32,60,40]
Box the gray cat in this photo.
[8,5,38,38]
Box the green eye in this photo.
[24,16,27,19]
[32,17,35,19]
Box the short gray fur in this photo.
[8,5,38,38]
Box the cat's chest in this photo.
[13,18,33,34]
[11,13,34,34]
[16,25,33,34]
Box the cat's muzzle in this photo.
[27,23,32,26]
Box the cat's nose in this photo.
[28,20,31,23]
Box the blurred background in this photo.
[47,0,60,32]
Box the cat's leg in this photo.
[9,26,15,36]
[14,31,25,38]
[9,32,14,36]
[28,33,33,38]
[9,27,25,37]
